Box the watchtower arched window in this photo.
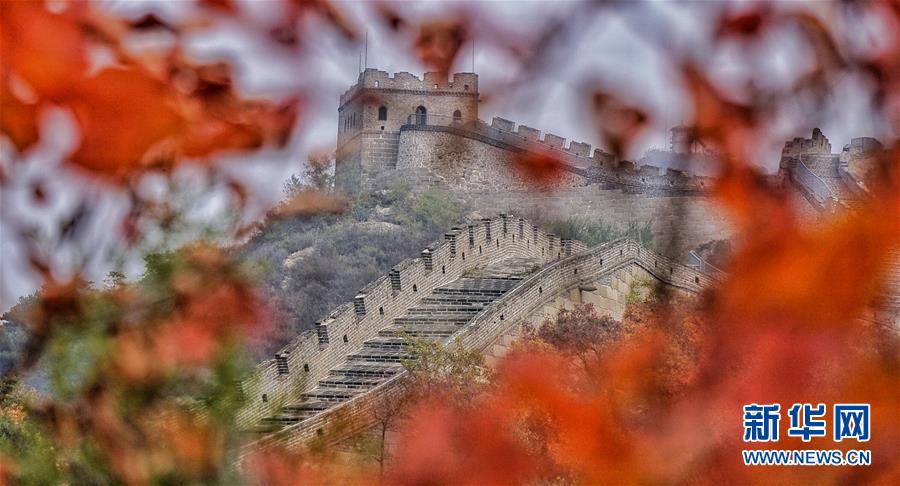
[453,110,462,122]
[378,106,387,121]
[415,106,427,125]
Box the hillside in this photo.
[240,182,470,356]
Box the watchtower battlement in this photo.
[782,127,832,158]
[339,69,479,106]
[334,69,480,188]
[337,69,479,142]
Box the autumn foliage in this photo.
[2,1,900,485]
[1,2,298,180]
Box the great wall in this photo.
[237,69,898,453]
[237,215,715,454]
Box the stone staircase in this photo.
[252,275,522,434]
[800,154,859,202]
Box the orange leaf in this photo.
[67,67,184,178]
[714,6,772,40]
[0,83,40,151]
[0,2,87,100]
[178,118,263,158]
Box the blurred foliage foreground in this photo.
[2,0,900,485]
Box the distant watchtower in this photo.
[670,125,698,155]
[334,69,479,191]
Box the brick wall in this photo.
[395,124,716,194]
[395,129,587,192]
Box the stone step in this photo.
[379,324,460,338]
[319,374,386,389]
[361,336,414,351]
[438,277,521,291]
[420,294,498,304]
[330,362,403,378]
[301,387,360,403]
[281,401,331,415]
[406,304,483,314]
[430,288,507,297]
[394,315,472,326]
[348,349,414,363]
[258,415,301,427]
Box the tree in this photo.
[103,270,126,289]
[402,335,491,403]
[359,389,410,477]
[283,153,334,196]
[529,304,623,370]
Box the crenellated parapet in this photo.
[782,127,832,159]
[482,116,716,193]
[339,68,478,106]
[398,114,715,194]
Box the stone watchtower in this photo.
[334,68,479,191]
[670,125,698,155]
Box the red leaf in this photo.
[67,67,184,178]
[0,2,87,100]
[591,90,650,159]
[415,20,468,76]
[0,83,40,151]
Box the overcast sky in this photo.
[0,0,889,312]
[182,0,880,182]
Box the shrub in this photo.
[543,216,653,247]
